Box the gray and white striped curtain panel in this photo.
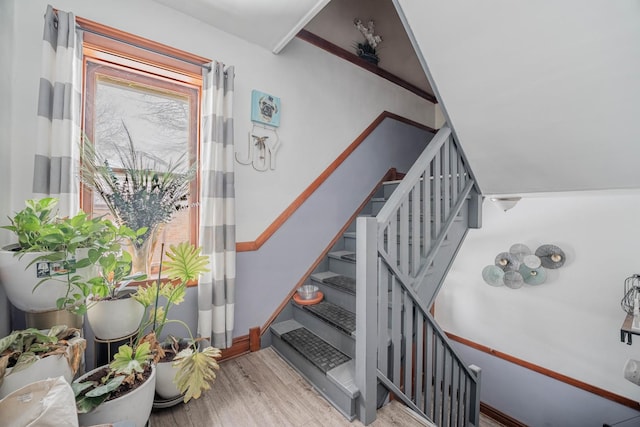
[33,5,82,216]
[198,62,236,349]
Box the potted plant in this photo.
[80,126,196,276]
[0,325,85,399]
[85,247,147,340]
[73,334,159,427]
[132,242,221,403]
[72,243,220,425]
[0,198,126,327]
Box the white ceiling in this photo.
[153,0,330,53]
[155,0,640,195]
[395,0,640,195]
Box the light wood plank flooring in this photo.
[150,347,505,427]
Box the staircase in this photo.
[268,125,482,425]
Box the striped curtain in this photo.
[33,5,83,216]
[198,62,236,349]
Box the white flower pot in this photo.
[0,354,73,399]
[0,331,85,399]
[77,364,156,427]
[0,249,95,313]
[0,251,69,312]
[155,359,182,400]
[86,293,144,340]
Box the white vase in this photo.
[77,364,156,427]
[86,293,144,340]
[155,359,182,400]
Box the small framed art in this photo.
[251,90,280,127]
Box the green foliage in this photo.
[2,198,143,314]
[173,345,221,403]
[73,374,125,414]
[110,341,152,375]
[0,326,85,387]
[79,127,196,250]
[133,242,208,339]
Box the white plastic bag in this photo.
[0,376,78,426]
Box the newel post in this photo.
[355,216,378,425]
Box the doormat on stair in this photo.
[280,327,351,374]
[322,275,356,294]
[304,301,356,334]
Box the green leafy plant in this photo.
[1,198,140,314]
[133,241,221,402]
[73,241,220,413]
[0,325,85,387]
[73,340,154,413]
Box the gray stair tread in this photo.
[327,360,359,398]
[322,274,356,295]
[341,252,356,262]
[280,326,351,374]
[328,250,356,262]
[343,231,356,239]
[302,300,355,335]
[271,319,303,337]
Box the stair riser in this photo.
[271,335,357,420]
[309,278,356,312]
[343,234,356,252]
[292,304,355,358]
[328,257,355,278]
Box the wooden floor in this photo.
[150,347,505,427]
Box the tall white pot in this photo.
[77,365,156,427]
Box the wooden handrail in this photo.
[236,112,435,252]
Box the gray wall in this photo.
[452,341,640,427]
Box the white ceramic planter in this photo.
[77,364,156,427]
[0,249,95,313]
[0,251,69,312]
[87,293,144,340]
[0,332,85,399]
[0,354,73,399]
[155,359,182,400]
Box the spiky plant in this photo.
[79,124,196,249]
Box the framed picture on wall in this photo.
[251,90,281,127]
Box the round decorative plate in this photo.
[504,271,524,289]
[494,252,520,272]
[509,243,531,261]
[535,244,566,269]
[482,265,504,286]
[519,264,546,285]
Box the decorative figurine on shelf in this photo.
[354,18,383,65]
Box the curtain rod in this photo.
[76,25,213,72]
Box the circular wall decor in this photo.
[482,265,505,286]
[535,244,566,269]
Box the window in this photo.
[79,18,208,273]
